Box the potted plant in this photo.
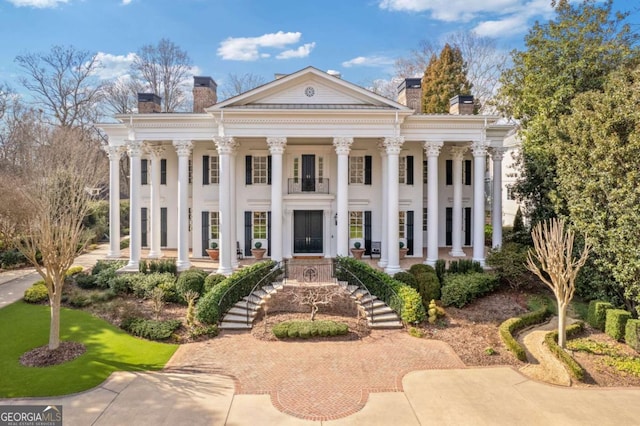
[205,241,219,261]
[350,241,365,259]
[399,241,409,260]
[251,241,266,259]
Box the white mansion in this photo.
[99,67,513,275]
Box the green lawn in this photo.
[0,301,178,397]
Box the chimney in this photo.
[137,93,162,113]
[449,95,475,115]
[397,78,422,113]
[193,76,217,113]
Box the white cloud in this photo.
[7,0,68,7]
[473,15,527,37]
[217,31,315,61]
[342,55,395,68]
[121,0,132,5]
[276,42,315,59]
[94,52,137,80]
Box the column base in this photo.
[377,259,388,268]
[217,266,234,276]
[106,251,121,259]
[491,242,502,249]
[448,249,466,257]
[176,260,191,272]
[121,261,139,272]
[384,265,402,275]
[424,259,437,267]
[472,257,486,268]
[147,250,162,259]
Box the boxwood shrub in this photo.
[121,318,182,341]
[605,309,632,341]
[625,319,640,352]
[75,273,98,289]
[393,271,417,289]
[499,303,552,361]
[441,272,499,308]
[24,281,49,304]
[203,274,227,293]
[545,322,585,380]
[415,272,441,304]
[176,269,208,297]
[272,320,348,339]
[587,300,614,331]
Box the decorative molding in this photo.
[471,141,489,157]
[490,147,508,161]
[172,140,193,157]
[146,144,166,159]
[214,136,237,155]
[450,146,467,160]
[423,140,444,157]
[383,136,404,155]
[377,140,387,156]
[333,137,353,155]
[103,145,124,161]
[267,137,287,154]
[127,140,144,157]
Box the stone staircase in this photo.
[219,279,402,330]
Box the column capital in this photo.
[146,144,166,159]
[214,136,237,155]
[471,141,489,157]
[377,140,388,156]
[333,137,353,155]
[450,146,467,160]
[127,140,144,157]
[423,140,444,157]
[383,136,404,155]
[172,140,193,157]
[267,137,287,154]
[103,145,124,161]
[490,147,508,161]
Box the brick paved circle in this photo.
[167,330,465,421]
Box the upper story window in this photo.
[398,155,414,185]
[246,155,271,185]
[209,156,219,184]
[349,156,364,184]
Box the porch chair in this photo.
[370,241,381,259]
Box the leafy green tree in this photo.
[497,0,638,225]
[556,65,640,315]
[421,43,472,113]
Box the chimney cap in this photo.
[193,76,217,88]
[398,78,422,92]
[450,94,474,105]
[137,93,162,104]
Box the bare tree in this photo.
[100,77,145,115]
[0,83,11,121]
[130,39,192,112]
[15,45,103,128]
[291,286,342,321]
[365,77,403,101]
[220,72,267,100]
[0,99,48,174]
[526,218,590,348]
[0,126,101,350]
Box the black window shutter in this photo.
[267,155,272,185]
[141,159,148,185]
[364,155,372,185]
[244,211,252,256]
[160,159,167,185]
[464,207,472,245]
[161,207,167,247]
[201,211,209,256]
[267,211,272,256]
[407,211,414,255]
[141,207,148,247]
[446,208,453,246]
[202,155,210,185]
[465,160,472,185]
[245,156,252,185]
[446,160,452,185]
[407,156,414,185]
[364,211,372,255]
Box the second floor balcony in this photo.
[288,178,330,194]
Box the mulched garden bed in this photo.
[20,341,86,367]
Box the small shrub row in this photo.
[499,303,552,361]
[447,259,483,275]
[121,318,182,341]
[272,320,349,339]
[605,309,632,341]
[24,281,49,304]
[0,249,27,269]
[486,242,533,290]
[441,272,499,308]
[626,319,640,352]
[587,300,615,331]
[545,322,585,381]
[139,258,177,275]
[91,260,127,276]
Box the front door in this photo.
[294,210,323,253]
[301,155,315,192]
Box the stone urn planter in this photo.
[205,242,219,261]
[251,242,267,259]
[399,242,409,260]
[350,242,365,259]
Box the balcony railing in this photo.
[287,178,330,194]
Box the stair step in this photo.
[273,281,284,290]
[227,307,259,317]
[219,322,253,330]
[222,314,254,324]
[352,289,368,298]
[242,295,263,305]
[346,285,358,294]
[337,281,349,288]
[369,321,403,329]
[372,306,394,316]
[252,289,268,298]
[371,312,401,322]
[262,285,276,294]
[358,295,379,305]
[233,300,260,310]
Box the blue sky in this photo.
[0,0,638,93]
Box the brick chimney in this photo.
[137,93,162,113]
[449,95,475,115]
[397,78,422,113]
[192,76,217,113]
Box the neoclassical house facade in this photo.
[99,67,513,275]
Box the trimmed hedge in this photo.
[545,322,585,380]
[625,319,640,352]
[335,257,425,324]
[203,274,227,293]
[499,303,552,361]
[176,269,208,298]
[121,318,182,341]
[441,272,499,308]
[605,309,632,341]
[447,259,483,275]
[408,264,435,276]
[272,320,348,339]
[415,272,441,304]
[394,272,417,289]
[587,300,614,330]
[196,261,277,325]
[24,281,49,304]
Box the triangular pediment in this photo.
[211,67,410,111]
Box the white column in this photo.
[147,145,165,259]
[125,140,144,271]
[471,141,488,266]
[491,147,507,249]
[323,209,332,258]
[424,141,443,266]
[377,143,389,268]
[215,136,236,275]
[173,140,193,271]
[230,150,238,267]
[104,146,122,258]
[284,209,293,258]
[267,137,286,262]
[449,146,467,257]
[384,136,404,275]
[333,137,353,257]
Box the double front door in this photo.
[293,210,323,253]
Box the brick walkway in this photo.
[166,330,464,421]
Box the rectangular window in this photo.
[349,156,364,184]
[209,156,219,184]
[464,160,472,185]
[423,160,428,184]
[399,211,406,239]
[446,160,453,185]
[423,208,428,231]
[188,158,193,184]
[293,157,299,183]
[253,156,268,184]
[253,211,267,239]
[209,211,219,239]
[318,156,324,182]
[399,156,406,184]
[349,211,364,239]
[507,186,515,200]
[160,159,167,185]
[141,159,148,185]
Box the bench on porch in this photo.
[370,241,381,259]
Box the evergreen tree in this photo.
[421,44,472,113]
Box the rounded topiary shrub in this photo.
[24,281,49,304]
[176,269,208,298]
[203,274,227,293]
[415,272,441,305]
[75,273,98,289]
[394,271,418,290]
[408,264,435,276]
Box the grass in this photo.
[0,301,178,397]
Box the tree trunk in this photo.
[557,301,567,349]
[49,295,61,350]
[310,305,318,321]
